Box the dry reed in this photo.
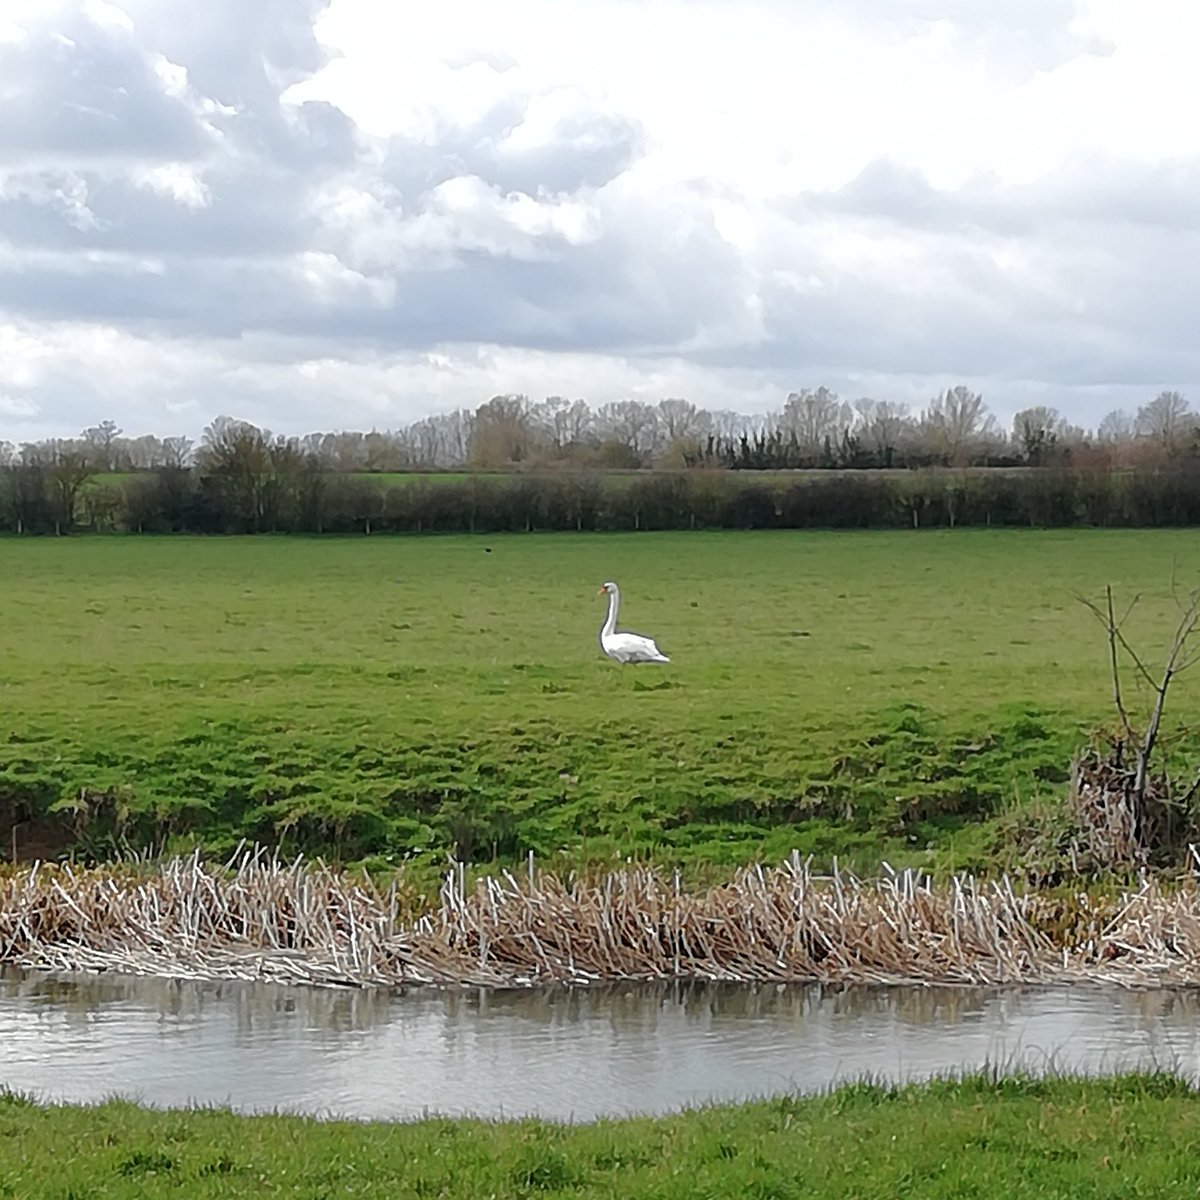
[4,847,1200,990]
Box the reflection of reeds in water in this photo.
[0,965,398,1034]
[5,847,1200,990]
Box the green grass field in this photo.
[3,1072,1199,1198]
[3,529,1199,875]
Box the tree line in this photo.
[5,386,1198,478]
[6,456,1200,536]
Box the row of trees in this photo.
[7,457,1200,536]
[5,388,1197,476]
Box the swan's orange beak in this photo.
[597,586,606,595]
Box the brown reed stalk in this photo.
[3,848,1200,990]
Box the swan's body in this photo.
[597,581,670,663]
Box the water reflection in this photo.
[3,968,1200,1121]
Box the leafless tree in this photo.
[708,409,751,442]
[1012,406,1068,463]
[779,387,851,455]
[854,398,913,465]
[34,439,95,534]
[80,418,122,472]
[1073,583,1200,865]
[921,386,996,466]
[469,394,535,466]
[197,416,274,531]
[1097,409,1134,443]
[161,435,193,469]
[595,400,660,461]
[1135,390,1192,452]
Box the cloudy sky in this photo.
[1,0,1198,442]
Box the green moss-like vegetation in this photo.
[3,1071,1200,1197]
[3,529,1199,879]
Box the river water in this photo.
[3,968,1200,1121]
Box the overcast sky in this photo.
[2,0,1199,443]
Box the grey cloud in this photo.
[0,10,208,162]
[377,193,747,354]
[0,1,665,351]
[0,165,304,257]
[0,175,747,358]
[478,111,647,196]
[379,98,530,199]
[808,155,1200,239]
[113,0,355,168]
[731,159,1200,387]
[117,0,333,107]
[0,1,359,261]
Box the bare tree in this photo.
[595,400,660,462]
[708,409,751,442]
[197,416,273,531]
[1135,390,1192,453]
[655,398,711,465]
[1073,583,1200,866]
[779,387,851,456]
[529,397,595,460]
[1097,409,1134,443]
[854,398,912,466]
[441,409,475,466]
[921,386,996,466]
[32,439,94,534]
[161,435,193,469]
[403,417,444,468]
[469,395,534,467]
[362,430,407,471]
[1012,405,1068,464]
[80,419,122,472]
[657,398,707,443]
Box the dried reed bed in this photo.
[4,847,1200,990]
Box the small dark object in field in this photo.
[790,630,811,638]
[484,547,493,553]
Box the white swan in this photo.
[597,581,671,663]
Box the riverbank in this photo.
[3,849,1198,990]
[3,1070,1199,1197]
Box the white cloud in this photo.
[1,0,1199,444]
[130,162,211,208]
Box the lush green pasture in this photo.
[3,1072,1199,1198]
[3,530,1199,874]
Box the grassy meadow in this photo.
[3,529,1200,878]
[3,1072,1200,1198]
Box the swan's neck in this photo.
[601,588,619,638]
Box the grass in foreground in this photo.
[3,529,1200,876]
[2,1072,1199,1198]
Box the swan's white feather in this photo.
[597,580,670,664]
[601,630,670,664]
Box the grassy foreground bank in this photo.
[4,530,1200,877]
[2,1072,1199,1197]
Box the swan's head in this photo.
[598,581,617,596]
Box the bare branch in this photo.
[1075,588,1156,695]
[1134,588,1200,802]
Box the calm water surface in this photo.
[3,969,1200,1121]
